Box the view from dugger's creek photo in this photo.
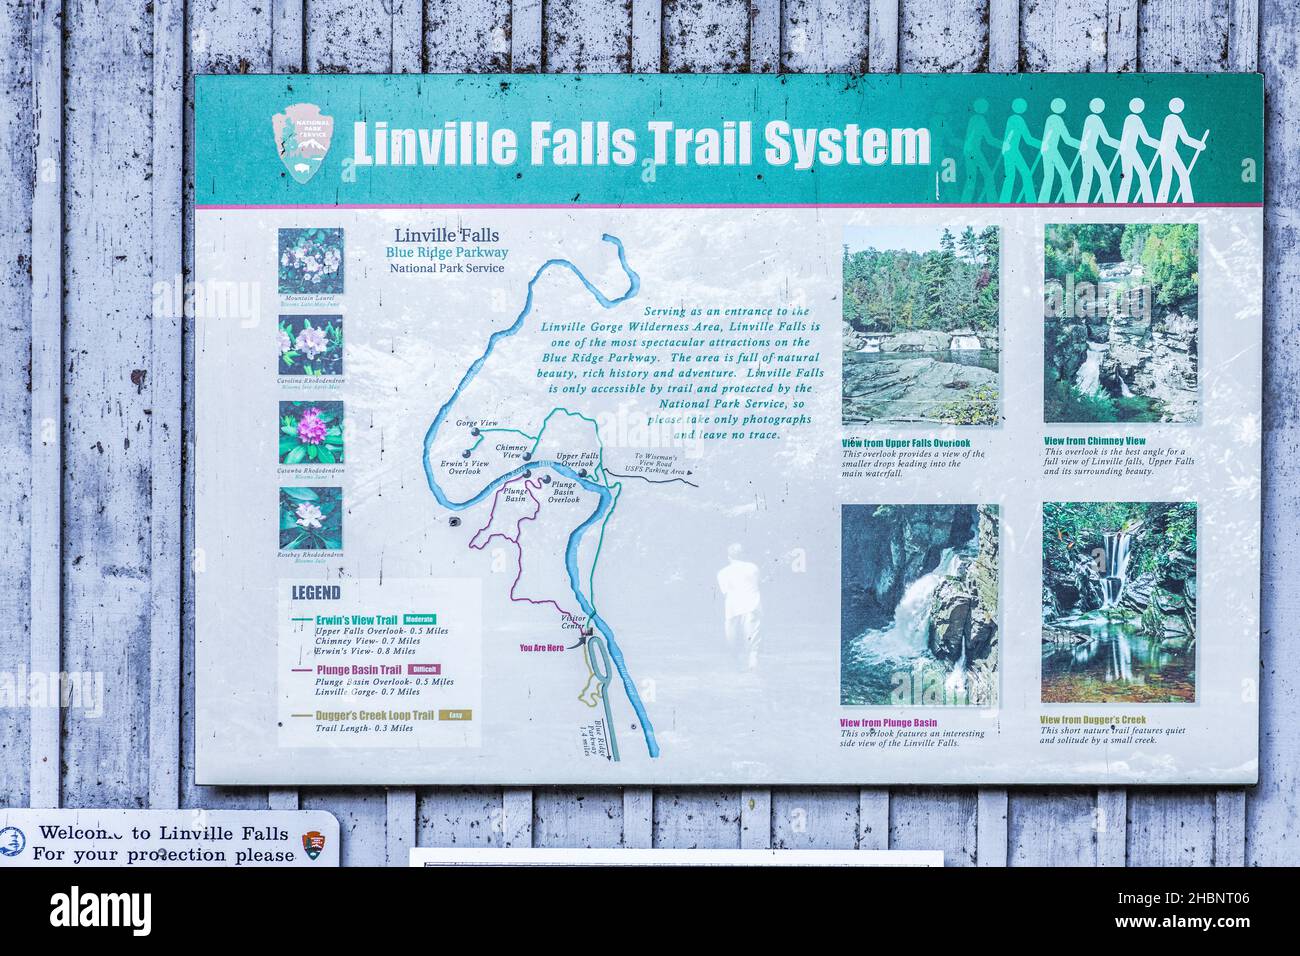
[1041,500,1197,704]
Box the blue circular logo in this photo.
[0,827,25,858]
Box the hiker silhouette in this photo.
[998,98,1041,203]
[961,98,1002,203]
[1037,98,1082,202]
[1078,98,1122,203]
[1155,97,1208,202]
[1116,97,1161,203]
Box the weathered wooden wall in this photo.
[3,0,1296,866]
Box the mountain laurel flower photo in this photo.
[278,227,345,294]
[279,401,345,464]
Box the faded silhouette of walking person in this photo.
[717,543,762,672]
[998,98,1041,203]
[1154,97,1207,202]
[1078,98,1122,203]
[960,98,1001,202]
[1037,98,1082,202]
[1116,98,1161,203]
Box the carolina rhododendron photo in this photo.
[279,314,343,376]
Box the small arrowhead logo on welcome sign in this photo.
[272,103,334,184]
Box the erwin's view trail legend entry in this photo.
[195,73,1262,785]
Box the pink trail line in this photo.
[468,476,582,628]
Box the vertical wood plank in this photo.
[1009,790,1106,866]
[62,0,156,809]
[1214,790,1246,867]
[976,789,1008,866]
[0,0,34,809]
[861,0,896,852]
[511,0,542,71]
[663,0,750,72]
[502,787,534,847]
[1127,790,1216,866]
[302,790,386,865]
[1228,0,1259,70]
[272,0,304,73]
[148,0,184,813]
[1021,0,1110,72]
[269,0,304,814]
[631,0,663,72]
[268,788,300,810]
[182,0,275,813]
[416,789,503,846]
[750,0,782,74]
[543,0,632,72]
[1095,788,1127,866]
[899,0,989,72]
[772,789,858,849]
[425,0,510,71]
[869,0,900,72]
[1214,0,1258,869]
[1106,0,1139,71]
[858,789,889,849]
[1251,0,1300,867]
[624,3,659,849]
[1122,1,1229,865]
[1139,0,1231,70]
[653,789,742,848]
[890,789,978,866]
[27,0,60,811]
[740,788,772,848]
[1016,0,1131,867]
[307,0,423,73]
[987,0,1018,71]
[781,0,868,72]
[533,788,624,847]
[622,788,653,847]
[416,0,508,843]
[385,787,416,865]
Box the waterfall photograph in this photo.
[841,504,1000,706]
[842,225,1001,426]
[1041,501,1197,704]
[1043,223,1199,423]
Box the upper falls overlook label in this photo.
[194,73,1261,786]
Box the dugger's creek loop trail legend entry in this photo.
[194,73,1262,786]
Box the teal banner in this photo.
[196,73,1263,206]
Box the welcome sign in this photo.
[194,74,1261,785]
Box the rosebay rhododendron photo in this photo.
[278,486,343,551]
[279,400,345,464]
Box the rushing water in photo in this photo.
[845,348,1000,374]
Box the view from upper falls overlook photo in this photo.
[1041,500,1197,704]
[1044,223,1200,423]
[842,225,1001,427]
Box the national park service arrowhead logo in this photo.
[273,103,333,184]
[302,830,326,861]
